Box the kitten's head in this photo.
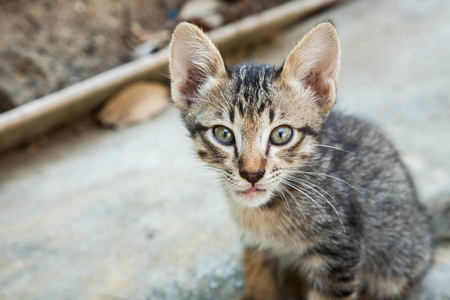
[170,22,340,208]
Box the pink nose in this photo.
[239,169,265,184]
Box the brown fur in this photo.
[239,248,282,300]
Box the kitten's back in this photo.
[318,111,433,290]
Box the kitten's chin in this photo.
[230,187,274,208]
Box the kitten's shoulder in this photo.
[320,110,394,153]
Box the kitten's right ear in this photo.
[169,22,226,110]
[282,22,340,115]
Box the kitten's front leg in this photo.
[305,252,360,300]
[237,247,282,300]
[305,271,359,300]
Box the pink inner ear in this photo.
[286,36,339,109]
[301,70,330,107]
[170,23,226,108]
[172,54,203,107]
[186,97,195,106]
[172,58,189,82]
[180,67,207,106]
[322,57,338,81]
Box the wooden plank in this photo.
[0,0,344,153]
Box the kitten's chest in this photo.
[230,202,310,257]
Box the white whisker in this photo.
[287,170,362,195]
[284,175,345,232]
[285,174,339,207]
[315,144,350,153]
[278,182,305,219]
[282,179,328,217]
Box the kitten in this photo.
[169,22,446,300]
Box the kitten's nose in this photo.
[239,169,265,184]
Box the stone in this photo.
[178,0,224,30]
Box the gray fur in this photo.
[183,64,434,300]
[169,22,446,300]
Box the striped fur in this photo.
[170,22,434,300]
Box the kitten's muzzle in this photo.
[239,169,265,184]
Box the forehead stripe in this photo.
[269,109,275,123]
[229,108,235,123]
[257,101,266,114]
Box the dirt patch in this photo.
[0,0,185,108]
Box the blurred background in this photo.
[0,0,449,299]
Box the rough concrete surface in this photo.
[1,0,450,299]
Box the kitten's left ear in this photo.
[170,22,226,111]
[282,22,340,114]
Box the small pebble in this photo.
[69,76,80,84]
[74,1,86,13]
[95,35,106,46]
[208,280,219,289]
[230,278,243,288]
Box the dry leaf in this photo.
[98,82,170,128]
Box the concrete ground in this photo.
[1,0,450,299]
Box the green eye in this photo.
[270,126,293,145]
[213,126,235,145]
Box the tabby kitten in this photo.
[169,22,434,300]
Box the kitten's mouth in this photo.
[237,186,266,197]
[233,186,272,207]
